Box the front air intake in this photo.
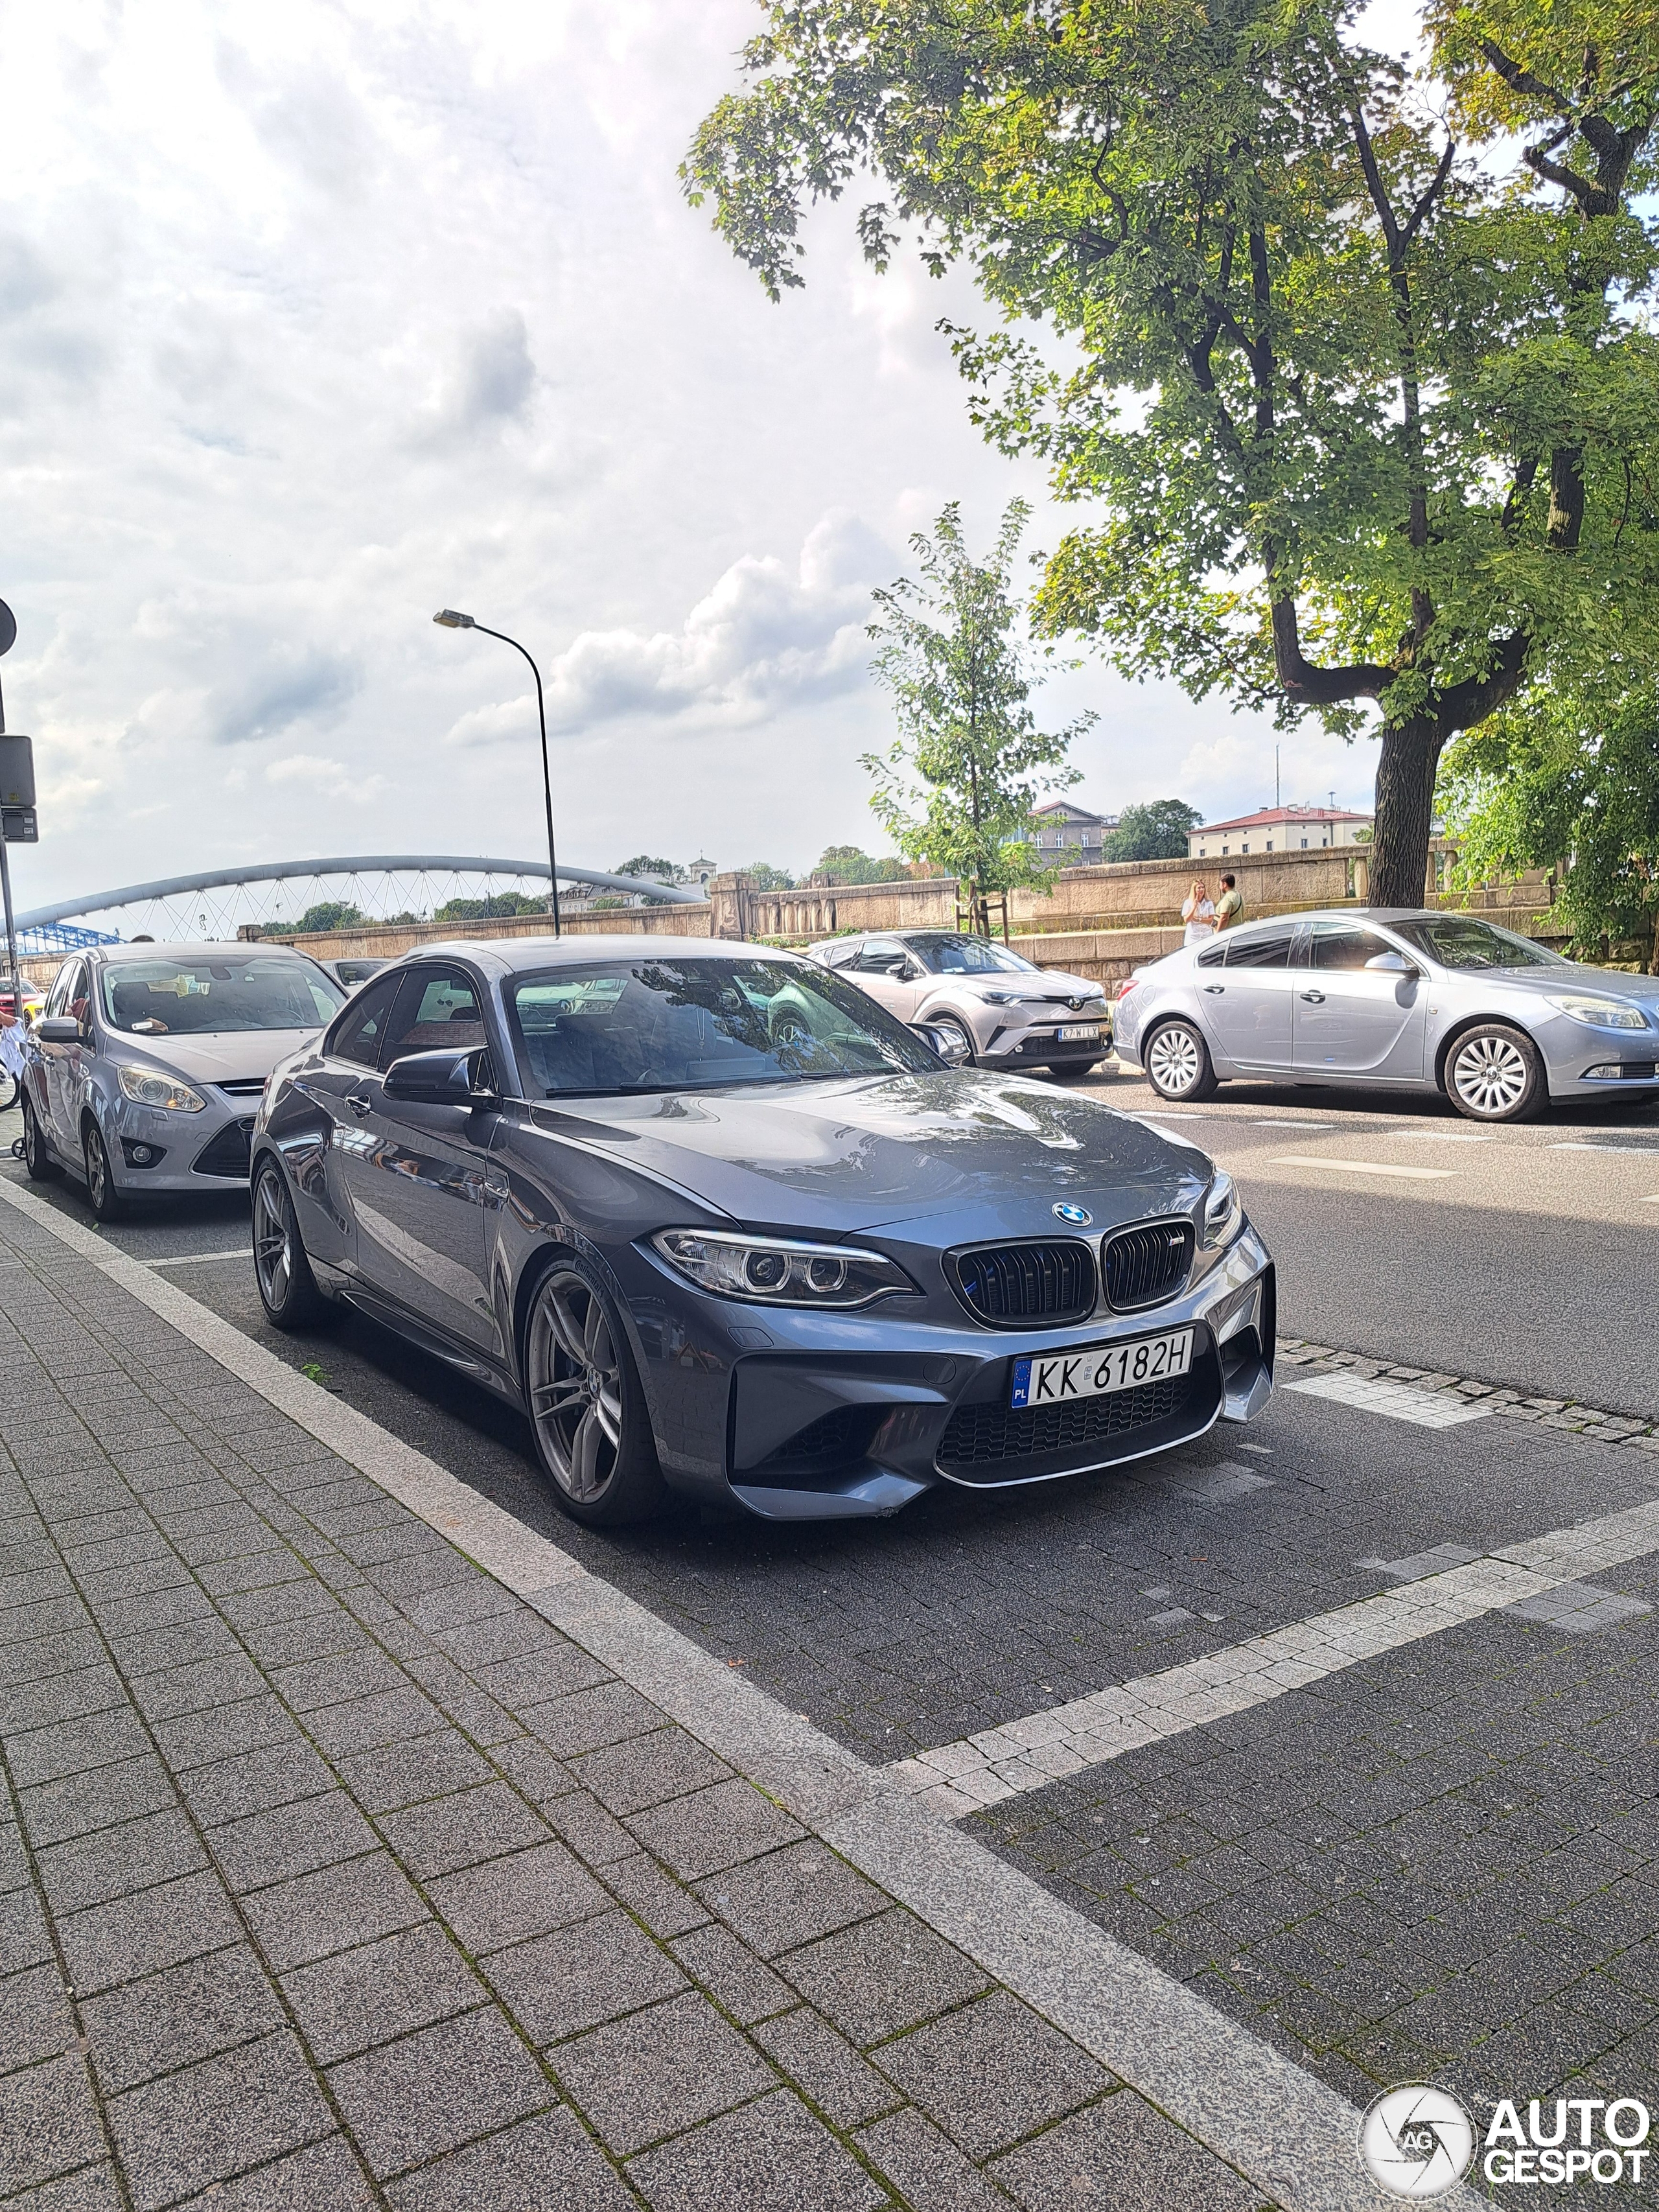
[949,1240,1096,1329]
[1101,1220,1194,1311]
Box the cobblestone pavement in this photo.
[0,1202,1290,2207]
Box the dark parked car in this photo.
[253,938,1273,1524]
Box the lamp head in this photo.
[433,609,475,629]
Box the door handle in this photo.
[1299,990,1325,1004]
[345,1093,373,1117]
[1203,984,1224,995]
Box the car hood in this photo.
[944,968,1106,1005]
[529,1070,1211,1237]
[1454,961,1659,1010]
[109,1029,323,1084]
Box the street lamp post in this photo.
[434,610,561,937]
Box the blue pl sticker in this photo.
[1011,1359,1032,1408]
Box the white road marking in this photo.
[0,1171,1414,2212]
[1253,1119,1334,1128]
[1549,1141,1659,1156]
[146,1248,250,1267]
[1284,1372,1494,1427]
[1271,1154,1457,1180]
[884,1495,1659,1820]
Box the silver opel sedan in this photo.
[1113,908,1659,1122]
[22,942,344,1218]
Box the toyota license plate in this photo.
[1011,1328,1194,1409]
[1056,1024,1101,1042]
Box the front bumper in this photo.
[633,1226,1273,1521]
[102,1093,259,1191]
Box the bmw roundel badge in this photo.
[1052,1202,1093,1226]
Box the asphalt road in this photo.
[1072,1062,1659,1418]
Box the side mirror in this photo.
[36,1016,82,1045]
[1363,951,1413,974]
[384,1046,500,1110]
[911,1021,970,1067]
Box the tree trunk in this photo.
[1369,716,1443,909]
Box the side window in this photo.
[1309,924,1386,972]
[855,940,904,975]
[823,943,859,970]
[58,962,89,1027]
[329,975,402,1069]
[45,961,77,1018]
[1224,928,1294,970]
[1195,942,1226,969]
[382,966,487,1064]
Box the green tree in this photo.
[684,0,1659,909]
[614,856,680,882]
[860,500,1092,928]
[811,844,909,884]
[738,861,796,891]
[1440,679,1659,968]
[1104,800,1203,864]
[295,901,364,935]
[433,892,546,922]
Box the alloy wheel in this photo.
[253,1169,293,1311]
[1452,1034,1530,1117]
[528,1268,625,1505]
[1147,1025,1202,1097]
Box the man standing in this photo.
[1214,874,1244,933]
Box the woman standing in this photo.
[1181,879,1216,946]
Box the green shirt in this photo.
[1216,889,1244,928]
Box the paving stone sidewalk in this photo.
[0,1207,1279,2209]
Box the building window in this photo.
[1241,843,1249,853]
[1266,840,1273,851]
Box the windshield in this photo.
[907,935,1035,976]
[100,956,343,1035]
[1391,917,1566,971]
[507,956,942,1095]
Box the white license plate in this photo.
[1056,1024,1102,1042]
[1011,1328,1194,1409]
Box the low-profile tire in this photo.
[252,1157,334,1329]
[1444,1023,1546,1123]
[82,1120,127,1221]
[21,1094,62,1182]
[929,1014,976,1067]
[1144,1019,1219,1102]
[524,1255,667,1527]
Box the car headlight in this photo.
[980,990,1025,1005]
[1548,994,1649,1030]
[653,1230,916,1309]
[117,1065,207,1112]
[1201,1171,1242,1249]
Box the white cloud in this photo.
[264,752,386,803]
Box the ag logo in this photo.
[1360,2086,1475,2198]
[1052,1203,1093,1226]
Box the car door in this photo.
[337,962,504,1362]
[1293,921,1428,1078]
[292,972,404,1276]
[848,939,919,1019]
[1194,924,1298,1069]
[40,959,90,1152]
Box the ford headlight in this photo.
[1548,994,1649,1030]
[118,1065,207,1112]
[653,1230,916,1309]
[1201,1172,1242,1250]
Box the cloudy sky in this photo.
[3,0,1378,913]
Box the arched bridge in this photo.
[14,854,705,950]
